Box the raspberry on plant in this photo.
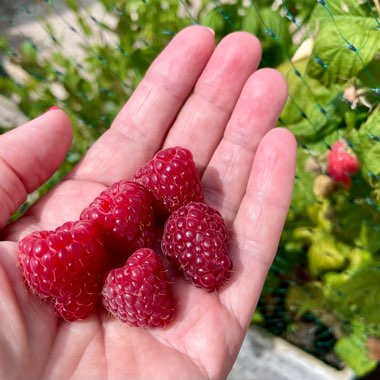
[133,146,205,218]
[101,248,175,328]
[161,202,232,292]
[18,221,107,321]
[326,140,359,187]
[80,180,154,262]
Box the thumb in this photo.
[0,109,73,228]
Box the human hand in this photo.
[0,26,296,380]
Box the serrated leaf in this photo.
[307,17,380,85]
[309,0,370,30]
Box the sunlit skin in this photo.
[0,26,296,380]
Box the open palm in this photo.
[0,26,296,380]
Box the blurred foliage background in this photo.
[1,0,380,377]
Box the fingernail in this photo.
[206,27,215,35]
[48,106,59,111]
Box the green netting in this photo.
[1,0,380,377]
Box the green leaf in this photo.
[241,6,260,35]
[288,148,315,216]
[308,233,349,277]
[357,55,380,88]
[329,184,380,246]
[63,70,81,94]
[20,41,38,63]
[44,21,61,45]
[259,7,291,48]
[278,61,343,142]
[358,221,380,254]
[251,310,265,324]
[309,0,370,29]
[66,0,79,12]
[200,8,225,34]
[77,15,93,38]
[284,101,342,143]
[285,283,325,318]
[353,107,380,186]
[0,35,9,52]
[323,271,351,292]
[347,248,373,271]
[335,320,377,377]
[327,264,380,324]
[307,17,380,86]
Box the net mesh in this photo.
[1,0,380,377]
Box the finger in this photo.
[163,32,262,170]
[202,69,288,226]
[0,109,72,228]
[220,128,297,329]
[68,26,215,185]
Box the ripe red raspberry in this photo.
[161,202,232,291]
[327,140,359,187]
[80,180,154,263]
[101,248,175,328]
[133,147,204,218]
[18,221,107,321]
